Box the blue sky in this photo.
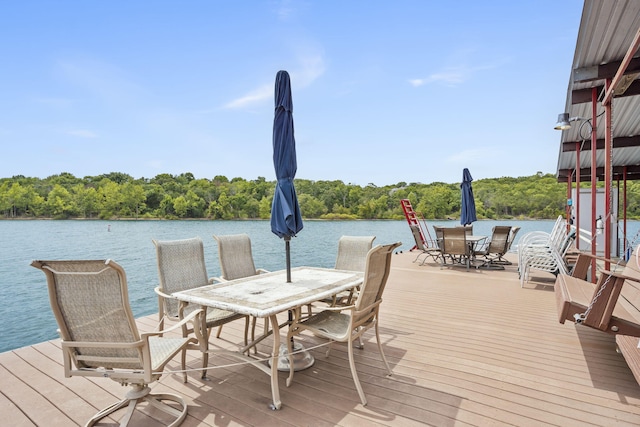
[0,1,583,186]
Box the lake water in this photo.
[3,218,639,353]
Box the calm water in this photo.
[2,218,639,353]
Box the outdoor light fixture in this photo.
[554,113,588,130]
[554,113,571,130]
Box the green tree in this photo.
[121,182,147,218]
[173,195,188,218]
[45,184,76,218]
[98,180,123,218]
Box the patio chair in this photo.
[213,233,269,280]
[505,226,521,254]
[321,235,376,306]
[285,242,402,406]
[31,259,203,427]
[474,225,512,269]
[440,227,472,270]
[409,225,441,265]
[213,234,270,347]
[518,225,577,287]
[153,237,247,379]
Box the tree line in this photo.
[1,171,638,220]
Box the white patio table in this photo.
[172,266,364,410]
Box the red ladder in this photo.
[400,199,432,250]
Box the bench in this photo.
[554,250,640,384]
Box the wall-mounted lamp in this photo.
[554,113,589,130]
[554,113,571,130]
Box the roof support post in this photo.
[623,166,628,258]
[575,142,581,250]
[604,79,613,269]
[566,176,572,234]
[591,87,598,280]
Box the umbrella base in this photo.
[269,342,315,371]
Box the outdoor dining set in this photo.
[409,224,521,270]
[31,234,401,426]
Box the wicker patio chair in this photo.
[31,259,203,427]
[213,234,269,281]
[440,226,472,270]
[285,242,401,406]
[409,225,441,265]
[474,225,512,268]
[213,234,270,349]
[323,235,376,306]
[153,237,247,379]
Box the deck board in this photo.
[2,252,640,426]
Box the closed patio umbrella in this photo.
[270,70,303,283]
[460,168,477,226]
[269,70,312,371]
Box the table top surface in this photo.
[440,234,487,242]
[172,266,364,317]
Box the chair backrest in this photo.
[153,237,210,318]
[487,226,512,254]
[409,225,427,251]
[335,235,376,271]
[354,242,401,318]
[441,227,469,256]
[31,259,142,370]
[214,234,259,280]
[507,226,521,251]
[433,226,445,249]
[457,224,473,236]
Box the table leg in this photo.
[268,314,282,410]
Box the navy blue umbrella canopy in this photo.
[460,168,477,226]
[270,70,303,281]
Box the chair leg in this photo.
[201,349,209,380]
[87,385,187,427]
[374,321,392,376]
[181,348,188,383]
[347,336,368,406]
[87,397,131,426]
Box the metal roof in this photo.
[556,0,640,182]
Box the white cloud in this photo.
[223,84,272,109]
[290,53,325,87]
[409,66,472,87]
[410,59,509,87]
[277,0,296,21]
[224,52,325,110]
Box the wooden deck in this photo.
[2,252,640,426]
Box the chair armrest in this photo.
[154,286,175,300]
[560,270,628,331]
[143,308,205,338]
[319,304,356,312]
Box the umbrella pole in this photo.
[285,236,291,282]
